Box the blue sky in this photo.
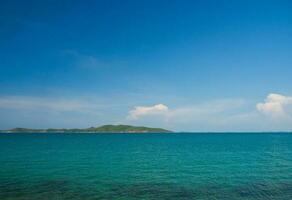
[1,0,292,131]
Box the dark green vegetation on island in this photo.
[1,125,172,133]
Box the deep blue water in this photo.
[0,133,292,200]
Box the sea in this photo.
[0,133,291,200]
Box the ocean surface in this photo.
[0,133,292,200]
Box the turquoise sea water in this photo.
[0,133,292,200]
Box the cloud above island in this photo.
[128,104,169,119]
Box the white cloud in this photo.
[256,93,292,118]
[128,104,169,119]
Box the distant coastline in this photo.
[0,125,172,133]
[2,125,292,134]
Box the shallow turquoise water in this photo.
[0,133,292,199]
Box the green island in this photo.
[0,125,172,133]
